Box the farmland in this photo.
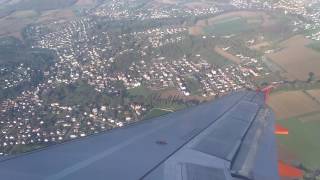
[268,89,320,170]
[267,35,320,81]
[277,115,320,169]
[268,90,320,119]
[0,0,319,174]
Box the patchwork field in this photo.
[267,35,320,81]
[269,89,320,169]
[268,90,320,119]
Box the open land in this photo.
[189,11,271,36]
[1,0,320,174]
[277,115,320,169]
[75,0,96,6]
[214,46,242,64]
[267,35,320,81]
[269,89,320,170]
[268,90,320,119]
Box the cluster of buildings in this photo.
[0,64,32,90]
[0,87,147,155]
[273,0,320,41]
[304,5,320,41]
[231,0,320,41]
[125,54,263,96]
[0,0,278,155]
[129,27,188,48]
[92,0,221,21]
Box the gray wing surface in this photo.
[0,90,279,180]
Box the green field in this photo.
[277,113,320,169]
[10,144,47,154]
[198,48,231,67]
[204,17,258,35]
[144,103,187,120]
[185,76,202,95]
[272,82,320,94]
[143,108,170,119]
[155,103,187,111]
[127,86,153,97]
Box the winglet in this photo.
[278,161,303,178]
[257,85,274,103]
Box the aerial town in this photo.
[0,0,319,157]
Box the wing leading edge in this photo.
[0,90,279,180]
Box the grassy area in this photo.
[127,86,153,97]
[143,103,187,120]
[203,17,258,35]
[185,76,202,95]
[198,48,230,67]
[155,103,187,111]
[272,82,320,94]
[143,108,170,120]
[10,144,47,155]
[277,114,320,169]
[42,81,129,107]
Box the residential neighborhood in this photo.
[0,0,319,157]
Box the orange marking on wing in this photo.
[278,161,303,178]
[275,124,289,135]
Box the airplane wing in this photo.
[0,90,279,180]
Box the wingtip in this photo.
[257,85,274,103]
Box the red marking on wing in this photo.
[275,124,289,135]
[261,85,274,103]
[278,161,303,178]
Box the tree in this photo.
[307,72,315,82]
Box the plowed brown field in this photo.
[267,35,320,81]
[268,90,320,119]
